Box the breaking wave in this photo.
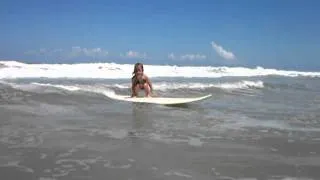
[0,61,319,79]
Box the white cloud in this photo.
[168,53,206,61]
[180,54,206,61]
[122,50,147,58]
[68,46,82,58]
[69,46,108,58]
[25,47,109,59]
[24,48,51,56]
[168,53,176,60]
[52,48,63,53]
[24,50,38,55]
[24,48,47,55]
[39,48,47,54]
[83,47,108,57]
[211,41,236,60]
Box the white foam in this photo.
[57,148,78,158]
[188,137,204,147]
[268,177,314,180]
[59,80,263,91]
[104,162,132,169]
[164,170,192,178]
[0,160,34,173]
[5,82,43,92]
[147,133,191,145]
[0,61,319,79]
[216,113,320,133]
[10,82,116,98]
[32,83,80,91]
[29,80,264,94]
[147,80,264,91]
[40,153,47,159]
[55,157,105,172]
[90,128,128,139]
[0,126,44,148]
[128,158,135,162]
[151,166,158,171]
[39,178,57,180]
[216,80,264,89]
[52,170,72,178]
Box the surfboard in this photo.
[106,93,212,105]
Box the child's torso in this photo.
[133,74,146,85]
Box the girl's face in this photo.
[136,66,143,77]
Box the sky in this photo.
[1,0,320,70]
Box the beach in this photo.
[0,61,320,180]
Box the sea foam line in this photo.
[11,80,264,94]
[110,80,264,90]
[0,61,319,79]
[1,80,264,99]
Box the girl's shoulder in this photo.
[142,73,149,78]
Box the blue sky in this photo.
[1,0,320,70]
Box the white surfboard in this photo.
[106,93,212,105]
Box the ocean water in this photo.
[0,61,320,180]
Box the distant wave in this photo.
[3,80,264,96]
[1,81,116,97]
[31,82,81,91]
[0,60,319,79]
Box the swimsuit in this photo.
[133,76,147,89]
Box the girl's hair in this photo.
[132,62,144,75]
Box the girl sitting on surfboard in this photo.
[131,62,153,97]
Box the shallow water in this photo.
[0,75,320,180]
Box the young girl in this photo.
[131,62,153,97]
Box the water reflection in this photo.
[129,103,154,140]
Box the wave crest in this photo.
[14,80,264,93]
[0,61,319,79]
